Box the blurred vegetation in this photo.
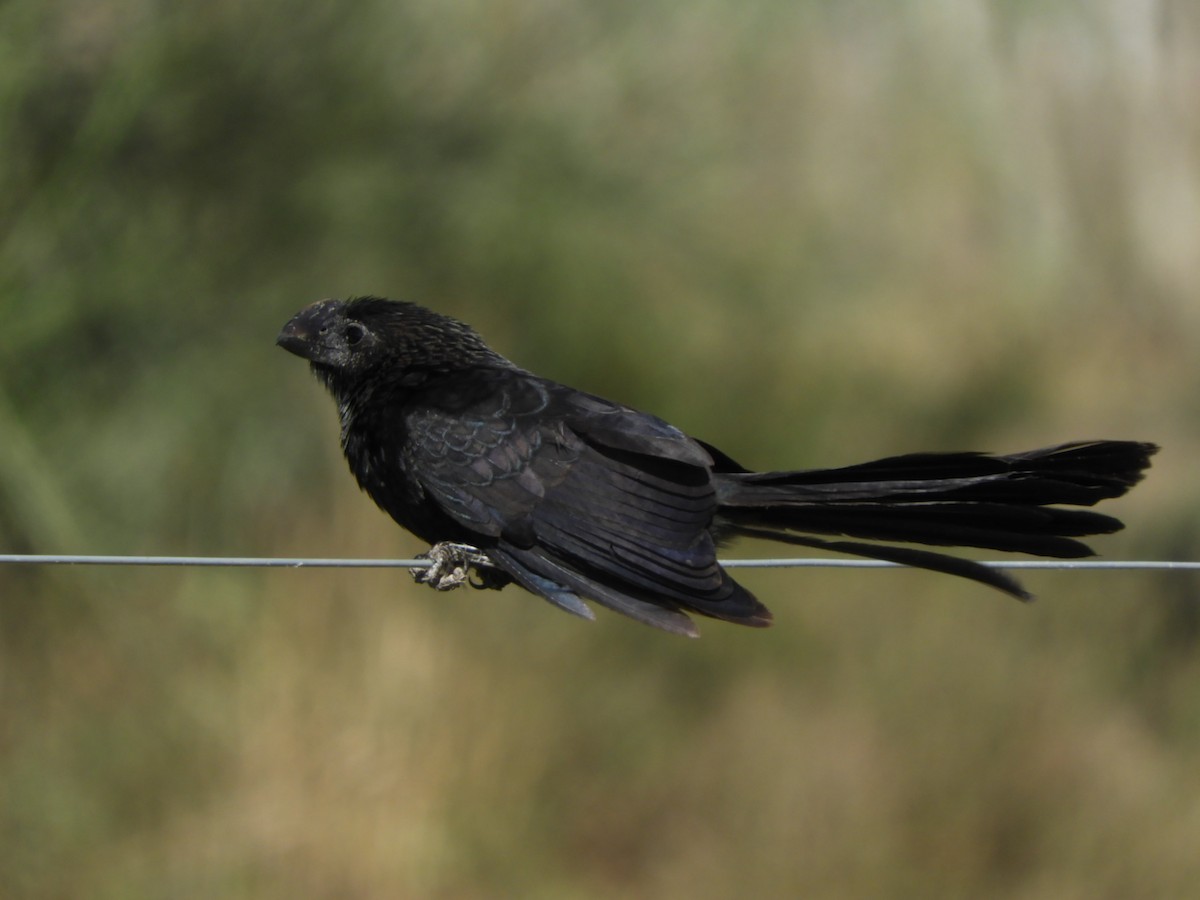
[2,0,1199,897]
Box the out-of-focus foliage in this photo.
[2,1,1198,897]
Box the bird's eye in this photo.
[344,322,366,345]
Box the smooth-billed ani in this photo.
[277,297,1157,637]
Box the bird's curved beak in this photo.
[277,300,343,361]
[276,316,315,359]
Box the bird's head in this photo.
[277,296,510,394]
[277,298,380,374]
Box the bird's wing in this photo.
[408,373,769,632]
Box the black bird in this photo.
[278,297,1157,637]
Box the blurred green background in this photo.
[2,1,1198,897]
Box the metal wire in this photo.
[0,554,1196,570]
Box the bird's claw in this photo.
[412,542,497,591]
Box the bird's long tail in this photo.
[714,440,1158,599]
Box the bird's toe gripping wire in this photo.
[412,542,504,591]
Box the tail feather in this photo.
[725,441,1155,505]
[728,502,1120,556]
[716,440,1157,598]
[733,526,1033,601]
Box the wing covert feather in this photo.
[406,374,766,626]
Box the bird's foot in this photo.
[412,542,498,591]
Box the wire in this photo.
[0,554,1196,570]
[723,559,1200,570]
